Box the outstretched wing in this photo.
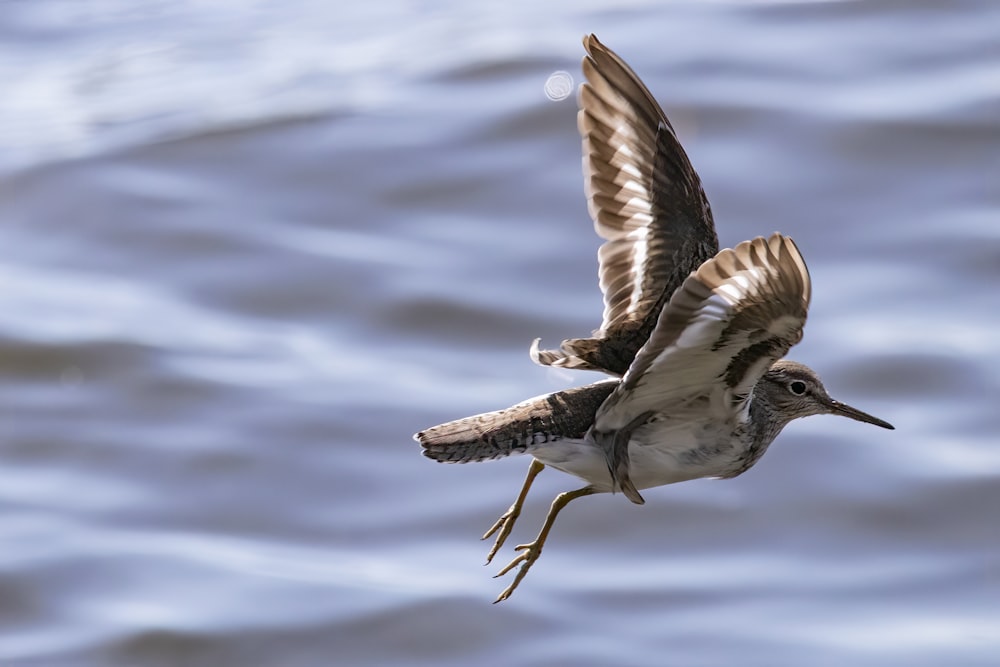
[595,234,811,432]
[532,33,719,376]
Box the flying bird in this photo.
[415,34,893,603]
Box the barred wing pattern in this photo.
[592,234,811,498]
[531,34,719,376]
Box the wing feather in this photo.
[531,34,719,376]
[594,234,811,431]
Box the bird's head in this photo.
[760,359,894,430]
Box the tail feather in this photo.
[414,380,618,464]
[415,411,537,464]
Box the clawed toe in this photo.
[489,486,594,603]
[480,459,544,565]
[481,507,518,565]
[492,542,541,603]
[493,542,536,578]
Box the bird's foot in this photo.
[492,539,544,603]
[481,504,520,565]
[481,459,544,565]
[490,485,595,603]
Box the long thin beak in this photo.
[828,399,894,430]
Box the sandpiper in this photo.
[414,34,893,603]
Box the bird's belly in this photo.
[627,443,724,490]
[530,439,614,491]
[630,420,742,489]
[529,421,742,494]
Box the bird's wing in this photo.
[594,234,811,432]
[532,33,719,376]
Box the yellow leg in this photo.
[492,485,595,603]
[482,459,545,564]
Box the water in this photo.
[1,1,998,665]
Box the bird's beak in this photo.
[827,399,894,430]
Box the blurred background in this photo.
[1,1,998,665]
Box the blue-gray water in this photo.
[1,2,998,665]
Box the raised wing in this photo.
[591,234,810,501]
[531,34,719,376]
[595,233,811,431]
[592,234,811,504]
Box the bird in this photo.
[414,34,894,603]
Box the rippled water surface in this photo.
[2,1,998,665]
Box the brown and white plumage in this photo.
[598,235,810,427]
[414,36,893,603]
[418,381,616,464]
[530,34,719,376]
[591,234,811,503]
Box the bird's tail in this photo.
[414,381,617,464]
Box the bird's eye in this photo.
[789,380,807,395]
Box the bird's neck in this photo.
[747,384,794,447]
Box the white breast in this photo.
[529,416,743,494]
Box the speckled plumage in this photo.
[414,35,893,603]
[418,380,616,464]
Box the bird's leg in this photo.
[492,486,595,603]
[606,411,654,505]
[482,459,545,564]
